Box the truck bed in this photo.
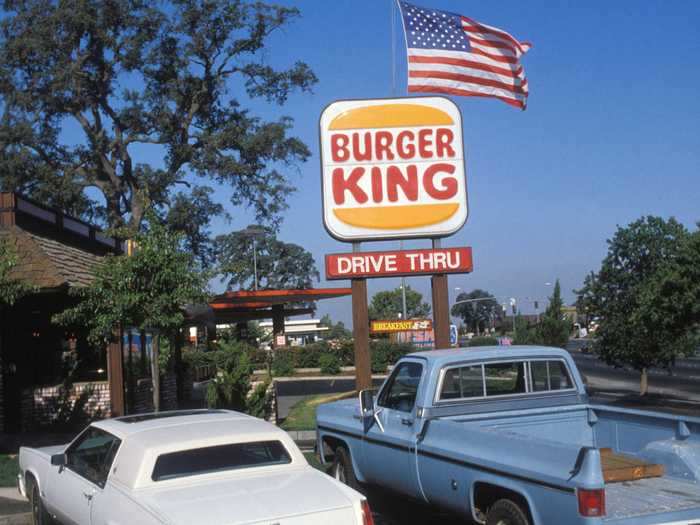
[606,477,700,522]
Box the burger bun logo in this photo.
[320,97,467,241]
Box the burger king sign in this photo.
[320,96,467,241]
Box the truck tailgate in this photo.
[606,477,700,523]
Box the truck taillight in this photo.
[361,499,375,525]
[578,488,606,517]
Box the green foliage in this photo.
[0,0,317,231]
[246,380,273,420]
[164,187,226,269]
[216,227,319,291]
[0,237,32,307]
[319,353,341,375]
[370,340,415,373]
[538,280,572,348]
[467,336,500,347]
[55,213,209,343]
[0,455,19,488]
[512,316,540,345]
[271,351,295,377]
[368,286,430,321]
[205,341,254,411]
[580,217,700,392]
[319,314,352,340]
[451,289,501,335]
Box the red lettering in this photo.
[352,133,372,162]
[423,163,458,200]
[331,134,350,162]
[375,132,395,161]
[333,167,368,204]
[435,129,455,158]
[396,131,416,159]
[418,129,433,159]
[371,166,383,203]
[386,165,418,202]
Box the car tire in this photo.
[332,446,363,493]
[486,498,530,525]
[28,477,53,525]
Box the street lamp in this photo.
[239,225,266,290]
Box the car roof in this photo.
[92,409,261,441]
[406,345,572,368]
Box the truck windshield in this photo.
[152,441,291,481]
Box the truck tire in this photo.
[486,499,530,525]
[332,446,362,493]
[28,477,53,525]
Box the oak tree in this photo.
[0,0,316,234]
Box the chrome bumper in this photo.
[16,473,26,499]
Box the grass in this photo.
[303,452,325,472]
[280,391,355,431]
[0,455,19,487]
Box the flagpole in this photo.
[391,1,407,321]
[391,0,397,96]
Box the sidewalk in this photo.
[0,488,29,525]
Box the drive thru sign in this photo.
[320,97,467,241]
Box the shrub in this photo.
[292,342,328,368]
[370,340,414,373]
[271,351,295,377]
[467,336,500,347]
[247,380,273,419]
[319,353,342,375]
[205,341,253,411]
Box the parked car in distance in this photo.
[317,346,700,525]
[19,409,374,525]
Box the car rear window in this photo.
[152,441,291,482]
[531,360,574,391]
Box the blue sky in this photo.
[169,1,700,326]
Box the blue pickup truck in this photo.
[316,346,700,525]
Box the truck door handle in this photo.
[83,492,93,501]
[401,418,413,426]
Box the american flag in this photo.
[398,1,532,110]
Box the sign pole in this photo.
[431,238,451,349]
[351,242,372,392]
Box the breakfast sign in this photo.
[319,97,473,389]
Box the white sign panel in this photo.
[320,96,467,241]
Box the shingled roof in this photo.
[1,226,104,290]
[0,192,119,291]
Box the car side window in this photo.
[66,427,121,488]
[378,362,423,412]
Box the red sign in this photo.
[325,247,473,280]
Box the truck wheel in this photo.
[332,446,362,493]
[486,499,530,525]
[28,478,52,525]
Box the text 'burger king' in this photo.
[320,97,468,241]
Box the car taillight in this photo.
[361,499,375,525]
[578,488,606,517]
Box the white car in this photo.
[18,409,374,525]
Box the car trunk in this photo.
[135,466,358,525]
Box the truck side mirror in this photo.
[51,453,66,467]
[359,389,375,416]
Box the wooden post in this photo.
[0,193,16,226]
[271,304,286,348]
[107,329,125,417]
[431,239,451,349]
[150,334,160,412]
[352,242,372,392]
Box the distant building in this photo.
[258,319,329,347]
